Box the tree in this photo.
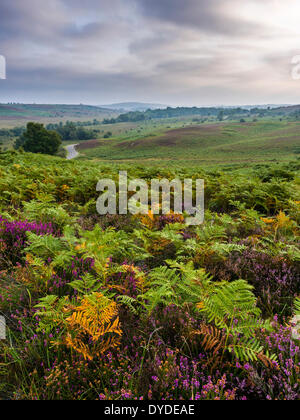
[16,122,62,155]
[103,131,112,138]
[217,110,224,121]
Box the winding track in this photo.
[65,144,79,160]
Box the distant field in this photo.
[76,119,300,167]
[0,104,117,127]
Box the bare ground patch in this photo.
[76,139,101,150]
[117,124,224,149]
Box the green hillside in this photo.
[78,120,300,166]
[0,104,116,126]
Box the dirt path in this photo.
[65,144,79,160]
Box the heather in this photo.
[0,151,299,400]
[0,217,56,267]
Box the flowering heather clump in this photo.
[158,213,185,229]
[252,318,300,400]
[47,256,95,295]
[218,248,300,317]
[0,271,27,311]
[143,348,242,400]
[0,216,56,266]
[78,214,136,233]
[104,262,146,298]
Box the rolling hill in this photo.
[100,102,168,112]
[0,103,116,124]
[78,120,300,167]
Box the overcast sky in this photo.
[0,0,300,106]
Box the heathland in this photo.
[1,104,300,167]
[0,104,299,400]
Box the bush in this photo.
[16,123,62,155]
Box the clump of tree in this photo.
[46,121,99,141]
[102,106,253,125]
[0,126,25,138]
[0,126,26,145]
[15,122,62,155]
[103,111,146,124]
[103,131,112,138]
[218,110,224,121]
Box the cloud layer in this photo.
[0,0,300,105]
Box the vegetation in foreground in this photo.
[0,150,299,400]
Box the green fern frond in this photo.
[117,295,140,315]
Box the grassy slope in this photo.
[0,104,117,128]
[79,119,300,167]
[1,113,299,167]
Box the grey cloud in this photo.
[135,0,265,36]
[0,0,299,105]
[63,22,110,39]
[0,64,161,104]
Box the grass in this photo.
[0,104,118,129]
[1,111,299,167]
[76,119,300,167]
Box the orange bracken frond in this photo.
[64,292,122,359]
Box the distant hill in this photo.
[275,104,300,112]
[221,104,292,110]
[102,104,300,125]
[1,103,299,126]
[100,102,168,112]
[0,103,115,123]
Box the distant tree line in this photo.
[0,126,25,139]
[102,106,253,124]
[102,106,289,124]
[0,119,102,142]
[291,110,300,119]
[45,121,100,141]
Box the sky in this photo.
[0,0,300,106]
